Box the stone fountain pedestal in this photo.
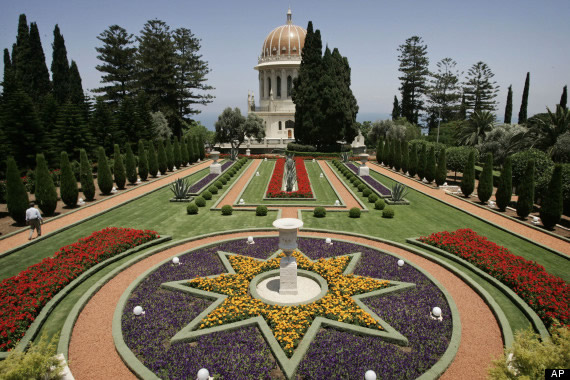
[209,151,221,174]
[273,218,304,295]
[359,153,370,176]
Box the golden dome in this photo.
[261,9,306,60]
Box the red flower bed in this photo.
[418,228,569,327]
[0,227,159,351]
[266,158,313,198]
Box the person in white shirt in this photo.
[25,202,43,240]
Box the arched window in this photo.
[268,78,272,98]
[285,120,295,129]
[278,121,282,130]
[277,76,281,97]
[260,78,264,98]
[287,76,292,97]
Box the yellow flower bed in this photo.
[188,251,390,357]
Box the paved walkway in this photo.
[368,162,570,255]
[0,161,212,254]
[68,231,502,380]
[218,159,261,207]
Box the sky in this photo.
[1,0,569,130]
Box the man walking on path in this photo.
[26,202,43,240]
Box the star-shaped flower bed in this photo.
[161,249,415,378]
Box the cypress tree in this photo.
[394,139,402,171]
[34,154,58,216]
[425,146,436,183]
[460,150,476,197]
[180,137,189,166]
[382,138,390,167]
[68,60,85,106]
[97,147,113,195]
[504,85,513,124]
[138,140,149,181]
[113,144,126,189]
[435,148,447,187]
[198,134,206,160]
[417,144,427,180]
[390,140,396,169]
[560,85,568,110]
[187,136,196,163]
[496,156,512,211]
[401,140,409,174]
[28,22,51,102]
[516,159,535,218]
[539,165,563,229]
[60,151,78,208]
[79,149,95,201]
[391,95,400,120]
[173,138,182,168]
[193,137,200,163]
[165,138,174,171]
[408,145,418,178]
[125,143,137,184]
[148,141,159,177]
[477,153,494,203]
[51,24,70,103]
[518,72,530,124]
[12,14,32,94]
[376,137,384,164]
[6,156,29,224]
[157,140,167,174]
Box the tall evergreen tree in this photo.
[115,96,138,143]
[5,156,29,224]
[53,102,92,161]
[39,94,59,166]
[79,149,95,201]
[398,36,429,124]
[173,138,182,168]
[97,147,113,195]
[60,151,78,208]
[390,140,396,169]
[435,148,447,186]
[458,92,467,120]
[376,137,384,164]
[157,140,167,174]
[401,140,409,174]
[391,96,400,120]
[425,146,436,183]
[68,60,85,106]
[2,48,17,96]
[477,153,494,203]
[394,139,402,171]
[560,85,567,110]
[12,14,32,95]
[187,136,196,163]
[51,24,70,103]
[180,136,189,166]
[125,143,137,184]
[539,165,563,229]
[113,144,126,189]
[137,140,149,181]
[417,144,427,180]
[147,141,158,177]
[516,159,534,218]
[463,62,499,115]
[165,138,174,171]
[495,156,512,211]
[504,85,513,124]
[34,153,58,215]
[518,72,530,124]
[381,138,390,166]
[425,58,462,131]
[198,134,206,160]
[90,99,118,153]
[408,144,418,178]
[460,150,476,197]
[192,136,200,163]
[28,22,51,102]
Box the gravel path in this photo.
[68,231,503,380]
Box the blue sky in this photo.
[1,0,569,129]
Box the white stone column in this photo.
[258,72,263,101]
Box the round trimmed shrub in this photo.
[313,206,326,218]
[368,194,379,203]
[357,183,366,192]
[215,180,223,189]
[382,207,395,218]
[195,196,206,207]
[256,205,268,216]
[362,188,372,197]
[349,207,361,218]
[208,185,218,194]
[221,205,233,215]
[220,177,228,185]
[202,191,212,200]
[187,202,198,214]
[350,176,358,184]
[223,174,230,182]
[375,199,386,210]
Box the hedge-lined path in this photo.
[0,160,212,254]
[368,162,570,255]
[68,230,502,380]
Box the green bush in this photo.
[220,176,227,185]
[79,149,95,201]
[408,144,418,178]
[165,139,174,171]
[516,159,535,218]
[5,157,29,224]
[540,164,563,229]
[186,136,196,163]
[362,188,372,197]
[460,151,476,197]
[350,176,358,184]
[187,202,198,214]
[424,147,436,183]
[34,154,58,216]
[349,207,361,218]
[357,183,365,192]
[417,144,427,180]
[368,193,379,203]
[215,180,223,189]
[495,156,512,211]
[147,142,159,178]
[313,206,326,218]
[382,207,395,218]
[113,144,126,189]
[208,185,218,194]
[447,146,480,178]
[60,152,78,208]
[157,140,168,174]
[477,153,494,203]
[195,196,206,207]
[202,190,212,200]
[435,148,447,187]
[286,143,317,152]
[401,140,409,174]
[97,147,113,195]
[173,138,182,168]
[221,205,233,215]
[138,140,149,181]
[511,148,553,189]
[180,137,189,166]
[256,205,268,216]
[223,174,230,182]
[125,143,137,185]
[375,199,386,210]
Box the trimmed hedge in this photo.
[374,199,386,210]
[221,205,233,215]
[215,180,223,189]
[382,207,395,218]
[113,144,126,190]
[313,206,326,218]
[208,185,218,194]
[97,147,113,195]
[362,188,372,197]
[79,149,95,201]
[195,196,206,207]
[368,194,379,203]
[60,152,78,208]
[202,191,212,200]
[256,205,268,216]
[187,202,198,214]
[349,207,361,218]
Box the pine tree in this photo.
[458,93,467,120]
[539,165,563,229]
[6,156,29,224]
[90,99,118,153]
[180,136,189,166]
[157,140,167,174]
[495,156,512,211]
[401,140,409,174]
[425,146,436,183]
[398,36,429,124]
[147,141,159,177]
[60,151,78,208]
[113,144,126,189]
[51,24,70,103]
[34,154,58,215]
[518,72,530,124]
[165,138,174,171]
[477,153,494,203]
[125,143,137,184]
[560,85,567,110]
[173,138,182,168]
[68,60,85,106]
[391,96,400,120]
[417,144,427,180]
[504,85,513,124]
[79,149,95,201]
[516,159,535,218]
[435,148,447,186]
[198,134,206,160]
[53,102,92,161]
[137,140,149,181]
[187,136,196,163]
[425,58,462,131]
[463,61,499,115]
[394,139,402,171]
[28,22,51,102]
[460,150,476,197]
[376,137,384,164]
[408,144,418,178]
[97,147,113,195]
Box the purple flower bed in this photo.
[188,161,235,193]
[123,237,452,379]
[346,162,392,196]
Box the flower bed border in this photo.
[342,161,392,198]
[0,235,170,360]
[188,160,235,195]
[264,158,315,199]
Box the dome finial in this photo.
[287,7,292,24]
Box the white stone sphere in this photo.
[432,307,442,317]
[365,370,377,380]
[133,306,143,316]
[197,368,210,380]
[325,238,332,244]
[248,236,254,243]
[335,200,340,206]
[397,259,405,267]
[172,257,180,265]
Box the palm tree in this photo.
[530,105,570,151]
[457,110,495,146]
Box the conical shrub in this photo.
[408,144,418,178]
[382,138,390,167]
[495,156,512,211]
[460,150,475,197]
[79,149,95,201]
[113,144,126,189]
[60,151,78,207]
[148,141,158,178]
[173,138,182,168]
[539,164,563,229]
[180,137,189,166]
[390,140,396,169]
[193,137,200,162]
[125,143,137,185]
[435,148,447,187]
[401,140,409,174]
[417,144,427,180]
[394,139,402,172]
[425,147,436,183]
[198,134,206,160]
[97,147,114,195]
[165,139,174,171]
[6,156,29,224]
[516,159,535,218]
[35,154,58,216]
[376,138,384,164]
[138,140,149,181]
[477,153,494,203]
[157,140,167,174]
